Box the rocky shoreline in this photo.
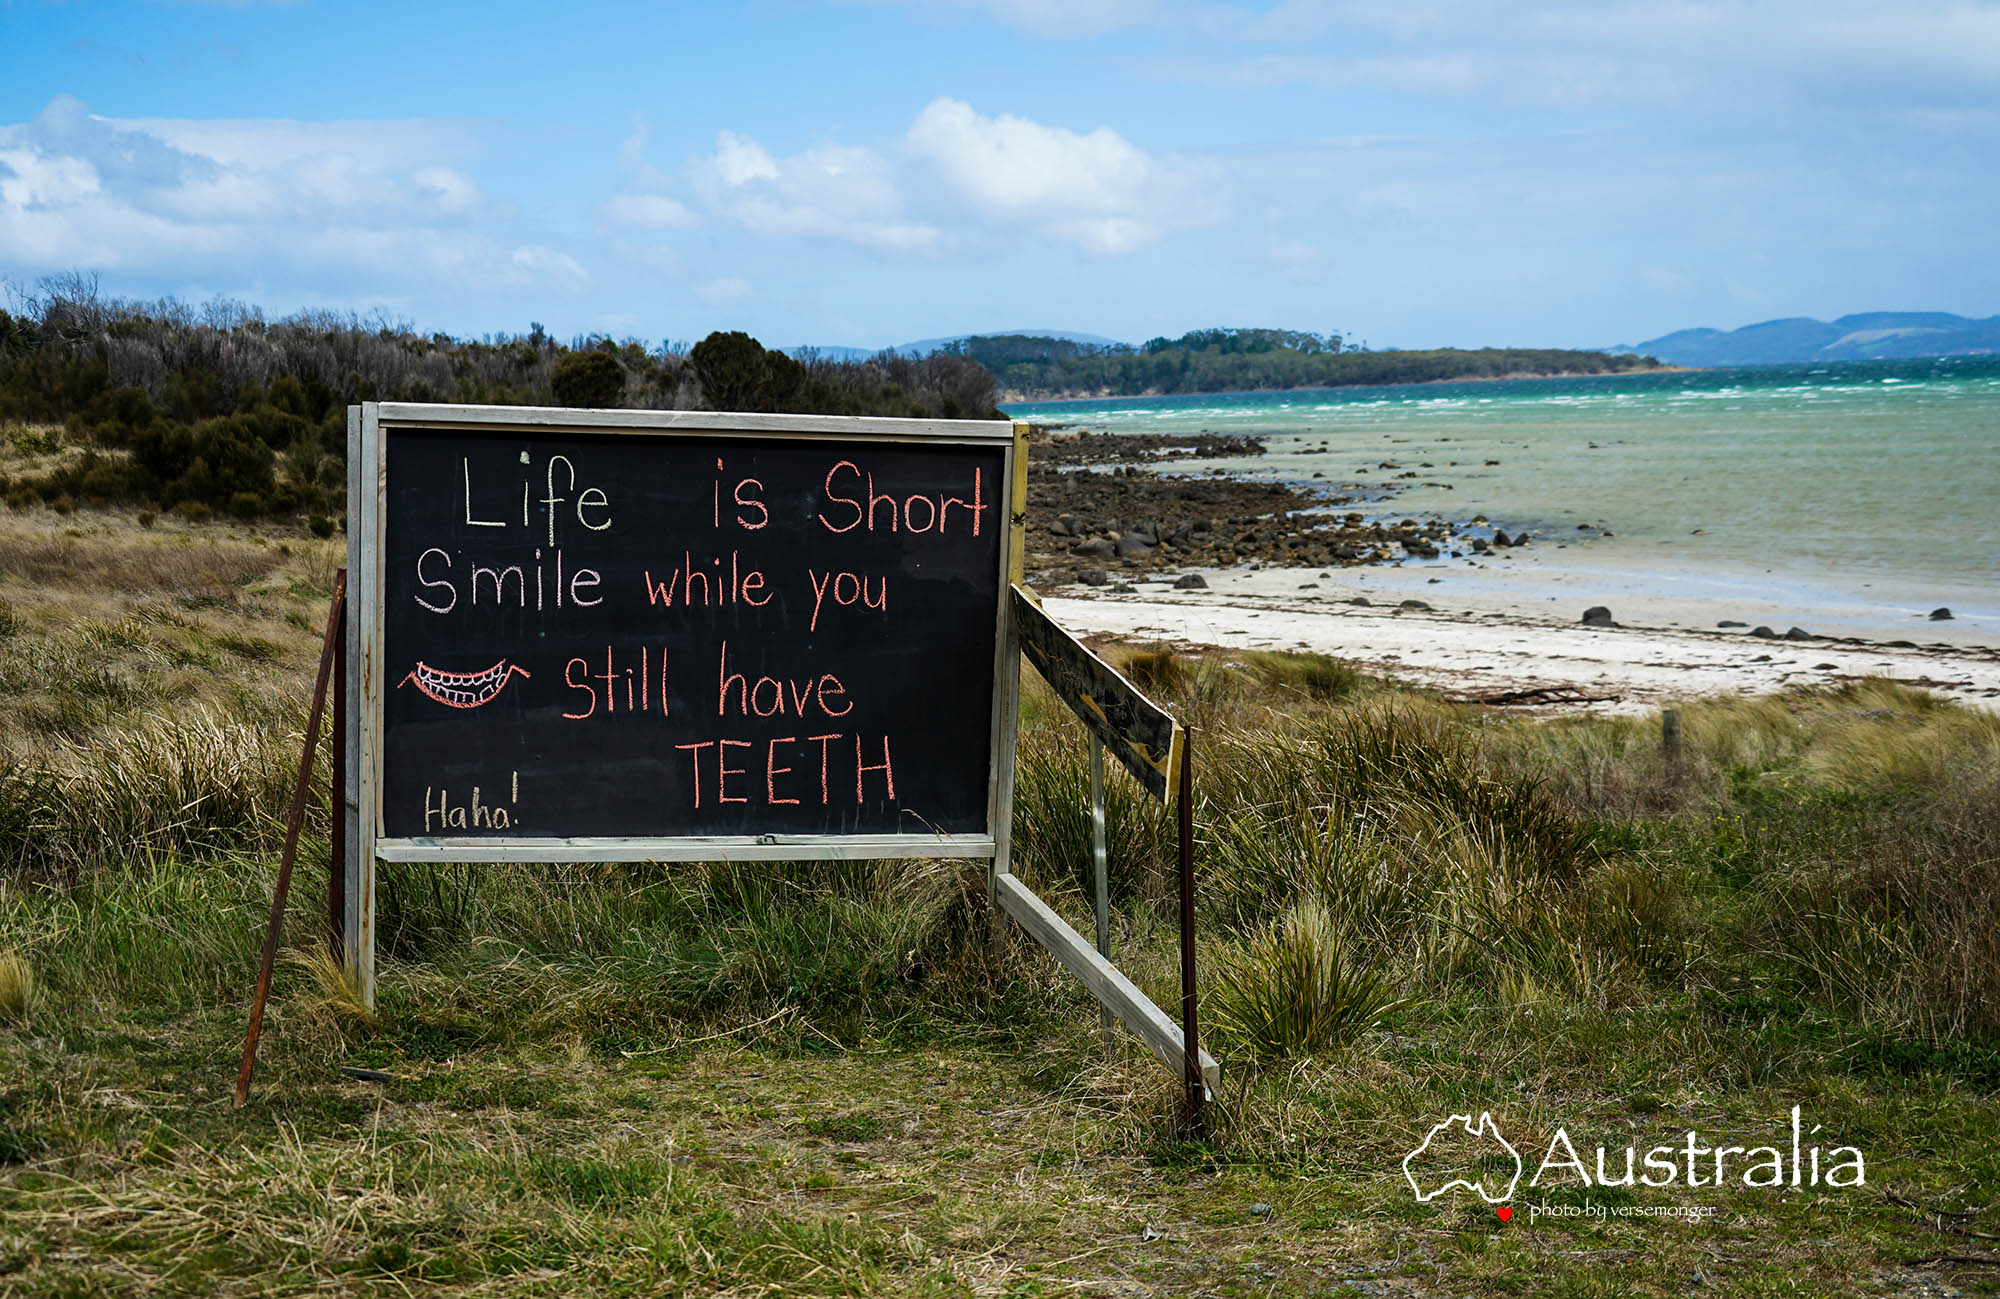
[1023,428,1539,588]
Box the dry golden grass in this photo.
[0,506,342,762]
[0,949,31,1022]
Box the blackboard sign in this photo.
[352,405,1021,861]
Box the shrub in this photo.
[550,351,627,409]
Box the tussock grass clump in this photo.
[14,704,302,873]
[0,949,32,1022]
[1244,649,1362,703]
[1753,759,2000,1043]
[1119,646,1187,696]
[1208,900,1402,1061]
[1010,740,1172,906]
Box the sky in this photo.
[2,0,1996,352]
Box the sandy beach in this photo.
[1038,550,2000,714]
[1021,416,2000,713]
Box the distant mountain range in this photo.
[787,313,2000,371]
[1615,312,2000,366]
[783,330,1126,362]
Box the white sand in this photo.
[1038,553,2000,714]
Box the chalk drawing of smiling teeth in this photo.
[397,659,531,709]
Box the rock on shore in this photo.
[1022,431,1518,586]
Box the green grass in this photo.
[3,518,1999,1294]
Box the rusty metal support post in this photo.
[328,574,347,960]
[234,569,347,1108]
[1176,729,1206,1134]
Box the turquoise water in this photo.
[1008,357,2000,614]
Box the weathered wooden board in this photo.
[1012,585,1182,801]
[994,872,1219,1094]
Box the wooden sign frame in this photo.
[1003,585,1219,1110]
[343,402,1027,1005]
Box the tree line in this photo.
[0,274,1000,529]
[945,327,1664,399]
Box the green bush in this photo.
[550,351,627,408]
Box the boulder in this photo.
[1492,530,1513,547]
[1071,537,1115,559]
[1581,606,1614,627]
[1784,627,1814,641]
[1750,626,1778,639]
[1717,620,1748,628]
[1114,535,1155,559]
[1078,569,1110,587]
[1930,607,1954,621]
[1173,573,1208,590]
[1399,599,1432,612]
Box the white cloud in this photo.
[1269,236,1326,283]
[697,276,753,305]
[507,246,589,292]
[604,119,700,232]
[1138,0,2000,113]
[904,98,1215,254]
[414,166,483,214]
[0,97,585,299]
[605,193,698,229]
[690,129,947,254]
[682,102,1217,258]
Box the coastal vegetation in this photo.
[0,274,1671,535]
[2,506,1995,1294]
[948,328,1667,400]
[0,275,1000,526]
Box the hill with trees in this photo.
[0,275,998,529]
[947,328,1665,400]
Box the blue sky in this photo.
[3,0,1996,350]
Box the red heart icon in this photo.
[1496,1207,1513,1223]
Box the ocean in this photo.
[1007,356,2000,638]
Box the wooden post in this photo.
[1176,730,1206,1133]
[985,423,1033,946]
[234,570,347,1107]
[328,576,346,960]
[1090,737,1114,1057]
[1662,707,1683,754]
[345,404,376,1011]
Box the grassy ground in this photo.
[3,498,1999,1296]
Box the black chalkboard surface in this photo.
[377,423,1008,843]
